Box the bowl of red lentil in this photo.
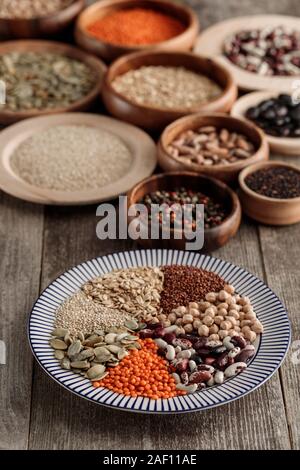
[102,51,238,131]
[75,0,199,62]
[127,171,242,251]
[0,0,85,39]
[158,113,269,184]
[239,161,300,225]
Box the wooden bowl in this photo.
[127,171,242,252]
[158,113,269,184]
[0,0,85,39]
[102,51,238,131]
[0,40,107,125]
[75,0,199,62]
[239,161,300,225]
[231,91,300,157]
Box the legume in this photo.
[10,125,132,191]
[224,26,300,76]
[112,66,222,109]
[245,166,300,199]
[167,126,255,166]
[246,94,300,137]
[0,0,72,19]
[159,265,225,315]
[139,187,228,230]
[0,52,97,112]
[86,8,185,46]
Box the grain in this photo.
[82,267,164,320]
[160,265,225,315]
[0,0,72,19]
[112,66,222,109]
[54,291,131,336]
[10,125,132,191]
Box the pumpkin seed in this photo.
[61,357,71,370]
[87,364,106,380]
[70,360,90,369]
[67,340,82,357]
[54,350,65,360]
[90,372,108,382]
[52,327,69,338]
[125,319,139,330]
[50,338,68,350]
[105,333,117,344]
[106,345,121,354]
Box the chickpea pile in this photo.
[153,285,263,343]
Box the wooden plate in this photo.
[194,15,300,92]
[0,113,157,205]
[0,40,107,125]
[231,91,300,156]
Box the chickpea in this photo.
[239,312,245,320]
[205,292,217,302]
[183,323,194,333]
[175,306,186,317]
[220,320,231,330]
[182,314,194,324]
[224,284,235,294]
[218,290,229,302]
[241,325,251,334]
[177,326,185,336]
[238,296,250,306]
[202,315,214,327]
[189,302,198,309]
[214,315,224,325]
[208,334,220,341]
[168,313,177,324]
[228,309,239,320]
[198,325,209,337]
[227,296,237,306]
[158,313,167,321]
[245,311,256,320]
[228,329,236,337]
[199,301,211,312]
[163,320,171,327]
[234,325,241,332]
[205,307,216,318]
[234,304,242,312]
[218,308,228,317]
[189,308,200,318]
[193,319,202,330]
[241,320,252,328]
[209,324,219,334]
[226,316,237,326]
[149,317,159,325]
[251,321,263,334]
[242,305,253,314]
[218,302,229,310]
[243,329,256,343]
[175,318,183,326]
[218,329,229,339]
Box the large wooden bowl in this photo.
[102,51,238,131]
[158,113,269,184]
[0,0,85,39]
[0,40,107,125]
[239,161,300,225]
[127,171,242,252]
[75,0,199,62]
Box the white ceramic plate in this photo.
[28,249,291,414]
[231,91,300,156]
[0,113,157,205]
[194,15,300,92]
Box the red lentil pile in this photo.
[86,8,186,46]
[160,265,225,315]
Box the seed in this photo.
[49,339,68,350]
[245,166,300,199]
[52,327,69,338]
[67,340,82,358]
[0,0,73,19]
[54,350,65,360]
[70,361,90,369]
[87,365,106,380]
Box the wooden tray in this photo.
[0,113,157,205]
[194,15,300,92]
[231,91,300,156]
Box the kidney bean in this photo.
[194,337,208,350]
[180,372,189,385]
[231,335,247,349]
[172,372,181,384]
[190,354,202,365]
[164,332,176,344]
[189,360,197,372]
[236,344,255,363]
[228,347,241,358]
[164,325,178,334]
[223,336,235,350]
[147,322,163,330]
[172,338,193,350]
[216,352,230,369]
[153,327,166,338]
[154,338,168,349]
[189,370,212,384]
[178,334,199,344]
[176,383,198,393]
[177,350,192,359]
[197,348,211,357]
[139,329,154,339]
[206,340,223,349]
[197,382,206,390]
[166,345,176,360]
[176,358,189,372]
[204,357,216,366]
[224,362,247,378]
[214,370,224,384]
[197,364,215,373]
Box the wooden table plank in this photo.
[0,193,43,450]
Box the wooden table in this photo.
[0,0,299,451]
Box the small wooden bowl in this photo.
[0,40,107,125]
[75,0,199,62]
[239,161,300,225]
[0,0,85,39]
[158,113,269,184]
[127,171,242,252]
[102,51,237,131]
[231,91,300,156]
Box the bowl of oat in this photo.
[102,50,238,131]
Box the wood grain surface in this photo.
[0,0,299,450]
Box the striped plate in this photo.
[28,249,291,414]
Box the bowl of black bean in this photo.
[239,161,300,225]
[231,91,300,156]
